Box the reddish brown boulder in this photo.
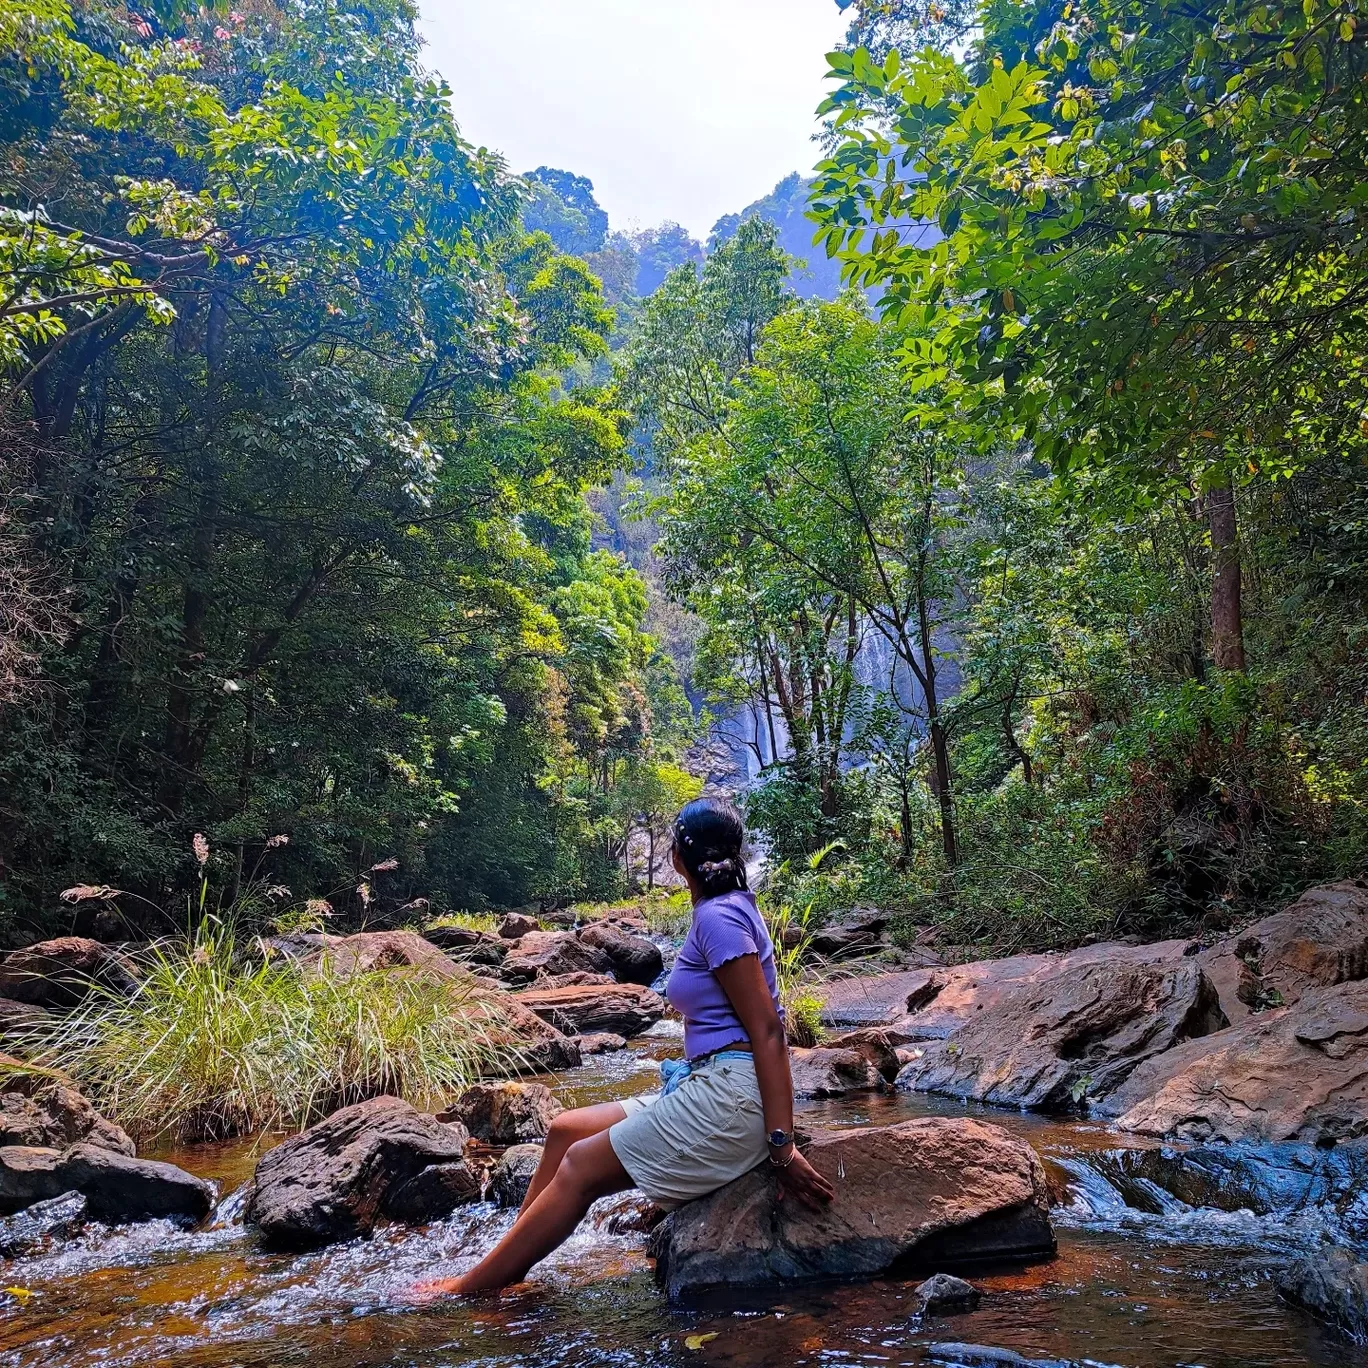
[441,1081,561,1145]
[501,931,610,984]
[537,971,616,989]
[1097,978,1368,1144]
[0,938,138,1010]
[422,925,506,966]
[1198,880,1368,1023]
[499,912,540,940]
[577,922,663,986]
[649,1116,1055,1297]
[488,997,583,1074]
[893,941,1226,1110]
[317,931,456,978]
[514,982,665,1038]
[0,1079,134,1156]
[243,1096,478,1248]
[789,1047,886,1099]
[578,1032,627,1054]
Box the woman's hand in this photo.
[775,1146,835,1210]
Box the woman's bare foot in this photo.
[407,1275,476,1302]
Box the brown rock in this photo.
[243,1096,477,1248]
[499,912,540,940]
[513,982,665,1038]
[423,926,506,966]
[577,922,664,986]
[1097,978,1368,1144]
[818,964,951,1029]
[893,941,1227,1110]
[441,1082,561,1145]
[577,1032,627,1055]
[823,1028,902,1080]
[1199,880,1368,1023]
[0,938,138,1010]
[537,971,616,989]
[317,931,456,978]
[501,931,610,984]
[0,1080,134,1156]
[808,907,889,959]
[1277,1247,1368,1341]
[789,1047,886,1098]
[649,1116,1055,1297]
[493,998,583,1074]
[0,1143,212,1223]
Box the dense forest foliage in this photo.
[0,0,699,935]
[1,0,1364,954]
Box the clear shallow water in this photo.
[1,1045,1363,1368]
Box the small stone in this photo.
[916,1272,982,1314]
[577,1032,627,1055]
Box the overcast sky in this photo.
[416,0,850,240]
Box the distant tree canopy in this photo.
[523,167,611,257]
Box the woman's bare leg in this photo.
[519,1102,626,1214]
[441,1132,632,1294]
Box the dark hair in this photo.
[672,797,747,897]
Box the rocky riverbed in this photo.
[1,882,1368,1365]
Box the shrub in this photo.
[19,920,528,1143]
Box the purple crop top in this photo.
[666,889,782,1060]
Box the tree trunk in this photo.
[917,581,957,867]
[1208,474,1246,672]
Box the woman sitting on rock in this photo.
[427,796,833,1296]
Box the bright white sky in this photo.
[416,0,850,241]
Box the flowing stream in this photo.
[0,1027,1362,1368]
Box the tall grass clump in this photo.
[22,919,528,1144]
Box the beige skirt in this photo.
[608,1053,768,1208]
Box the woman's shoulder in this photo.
[695,889,760,925]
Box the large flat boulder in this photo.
[493,997,583,1074]
[894,942,1226,1110]
[513,982,665,1038]
[243,1096,478,1249]
[440,1081,561,1145]
[0,938,139,1010]
[1096,978,1368,1144]
[576,922,663,986]
[500,931,610,984]
[0,1144,213,1223]
[1198,879,1368,1022]
[648,1116,1055,1298]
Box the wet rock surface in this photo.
[823,1028,903,1080]
[487,1143,542,1208]
[0,1143,213,1223]
[513,981,665,1038]
[0,937,139,1010]
[925,1345,1100,1368]
[1069,1138,1368,1234]
[0,1189,87,1257]
[916,1272,982,1313]
[648,1116,1055,1297]
[577,1031,627,1054]
[1277,1246,1368,1342]
[243,1096,476,1248]
[1098,978,1368,1143]
[441,1082,561,1145]
[576,922,663,986]
[893,943,1227,1110]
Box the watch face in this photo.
[768,1130,790,1147]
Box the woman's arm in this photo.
[713,954,835,1210]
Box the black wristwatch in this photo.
[768,1128,793,1150]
